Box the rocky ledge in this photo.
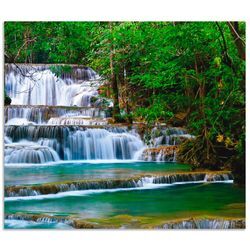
[155,218,245,229]
[5,213,245,229]
[5,171,233,197]
[141,145,179,161]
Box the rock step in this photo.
[5,172,233,197]
[5,213,245,229]
[5,63,97,81]
[5,105,110,124]
[5,214,73,226]
[156,218,245,229]
[141,145,178,162]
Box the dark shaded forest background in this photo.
[4,22,245,184]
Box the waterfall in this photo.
[138,127,194,162]
[140,145,178,162]
[4,64,145,164]
[5,142,60,164]
[5,64,101,106]
[4,105,106,124]
[67,129,143,160]
[5,123,196,164]
[4,126,144,163]
[149,127,194,147]
[4,63,194,165]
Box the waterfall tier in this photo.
[5,172,233,197]
[135,126,195,162]
[5,105,107,124]
[5,64,97,81]
[47,117,108,126]
[5,124,196,163]
[4,213,245,229]
[5,126,143,162]
[5,143,60,164]
[148,127,194,147]
[140,145,178,161]
[5,214,73,226]
[5,64,109,107]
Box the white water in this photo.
[4,127,144,163]
[4,219,72,229]
[149,127,195,147]
[66,129,144,160]
[6,118,36,126]
[4,159,144,168]
[5,106,106,124]
[5,65,101,106]
[47,117,108,126]
[5,141,60,164]
[5,179,233,201]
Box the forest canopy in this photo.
[4,21,245,183]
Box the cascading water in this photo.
[4,64,195,164]
[47,117,108,126]
[67,129,143,160]
[4,125,143,162]
[148,127,194,147]
[5,141,60,164]
[5,64,99,106]
[4,105,106,124]
[136,127,194,162]
[4,64,144,164]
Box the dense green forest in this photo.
[4,22,245,183]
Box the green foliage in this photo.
[49,65,72,78]
[5,22,96,64]
[135,99,174,125]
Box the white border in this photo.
[0,0,249,249]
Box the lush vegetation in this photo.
[4,22,245,183]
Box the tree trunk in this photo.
[227,22,245,61]
[215,22,234,69]
[227,22,245,91]
[109,23,120,122]
[111,70,120,121]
